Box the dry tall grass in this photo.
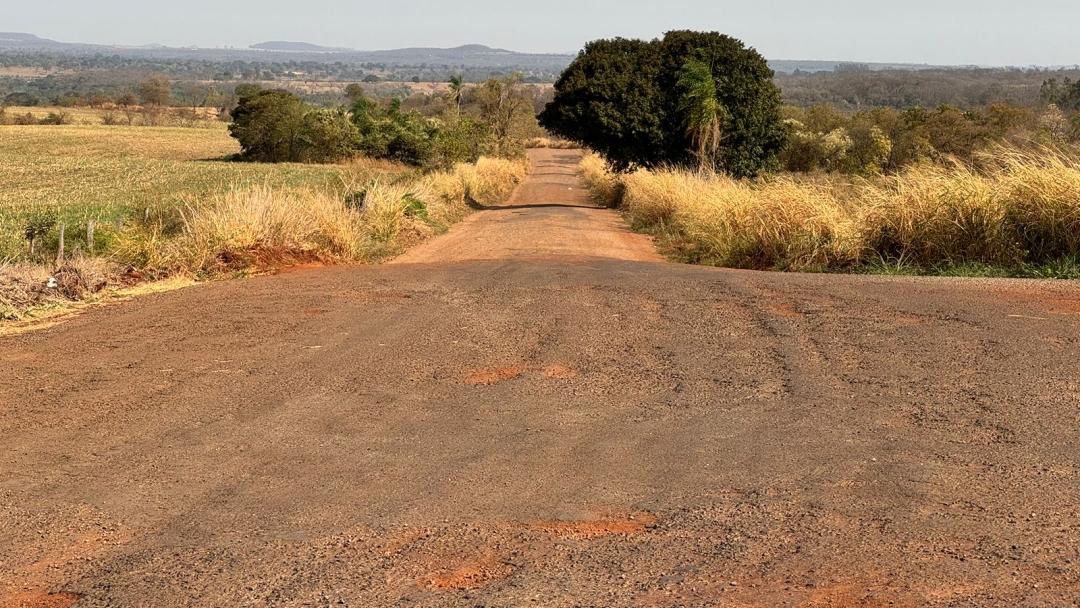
[577,153,623,208]
[148,156,530,275]
[525,137,580,150]
[580,147,1080,271]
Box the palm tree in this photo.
[447,75,464,114]
[677,59,727,173]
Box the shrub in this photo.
[229,87,358,163]
[540,30,785,177]
[351,96,439,166]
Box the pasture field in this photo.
[1,105,222,125]
[0,124,406,260]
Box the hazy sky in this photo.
[8,0,1080,65]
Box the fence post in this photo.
[56,222,65,266]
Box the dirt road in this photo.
[3,149,1080,607]
[392,150,662,264]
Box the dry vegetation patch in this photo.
[580,148,1080,274]
[0,124,529,320]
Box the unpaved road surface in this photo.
[3,149,1080,607]
[393,151,662,264]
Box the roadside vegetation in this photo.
[0,90,529,320]
[545,32,1080,278]
[580,147,1080,277]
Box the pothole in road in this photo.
[766,301,803,318]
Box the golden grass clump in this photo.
[620,168,855,269]
[581,146,1080,271]
[168,156,531,274]
[362,157,531,248]
[180,186,371,273]
[855,162,1018,266]
[525,137,580,150]
[994,148,1080,261]
[578,152,623,208]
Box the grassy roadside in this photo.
[0,125,529,322]
[578,150,1080,279]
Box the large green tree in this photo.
[539,31,785,177]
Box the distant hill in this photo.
[0,32,45,42]
[250,41,352,52]
[0,33,1032,75]
[0,32,70,50]
[0,33,570,70]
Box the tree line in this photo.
[228,74,543,168]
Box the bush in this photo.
[229,87,358,163]
[540,30,785,177]
[351,97,437,166]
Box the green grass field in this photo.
[0,124,406,259]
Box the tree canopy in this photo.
[228,87,356,163]
[539,31,786,177]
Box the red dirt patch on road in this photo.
[421,554,514,590]
[994,288,1080,315]
[543,364,579,379]
[274,262,326,274]
[0,591,81,608]
[528,512,658,539]
[466,366,530,385]
[767,301,803,318]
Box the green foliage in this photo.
[4,91,38,106]
[471,73,540,157]
[23,209,56,254]
[301,109,360,163]
[344,83,365,103]
[677,59,727,172]
[780,103,1055,175]
[229,87,358,163]
[429,114,490,167]
[540,31,785,177]
[229,88,309,162]
[229,76,541,168]
[1041,77,1080,111]
[350,95,438,166]
[348,75,535,168]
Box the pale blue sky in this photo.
[7,0,1079,65]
